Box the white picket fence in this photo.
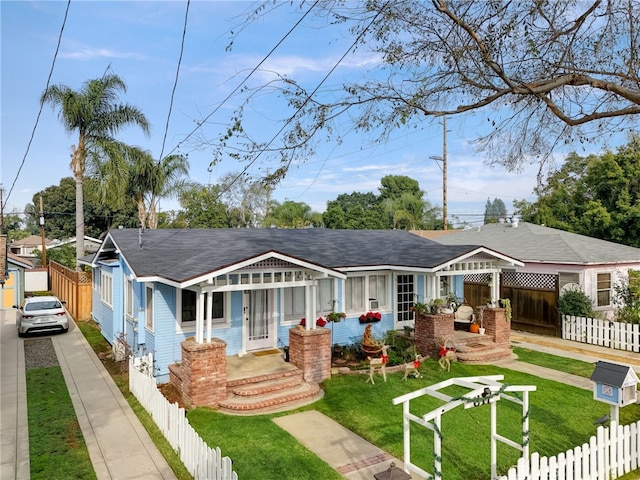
[499,420,640,480]
[562,315,640,352]
[129,354,238,480]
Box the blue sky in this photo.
[1,1,607,226]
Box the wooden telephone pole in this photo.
[39,196,47,267]
[429,116,448,230]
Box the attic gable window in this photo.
[597,273,612,307]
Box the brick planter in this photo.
[483,308,510,349]
[414,313,455,359]
[288,326,331,383]
[179,337,227,408]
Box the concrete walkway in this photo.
[1,309,30,480]
[1,309,176,480]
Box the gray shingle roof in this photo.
[102,228,487,283]
[430,222,640,264]
[590,361,635,387]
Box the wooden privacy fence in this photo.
[499,420,640,480]
[562,315,640,352]
[129,354,238,480]
[49,261,92,321]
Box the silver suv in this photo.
[15,296,69,337]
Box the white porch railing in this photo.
[562,315,640,352]
[129,354,238,480]
[499,420,640,480]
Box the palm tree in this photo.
[41,73,149,268]
[90,145,192,229]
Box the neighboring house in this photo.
[2,253,33,309]
[49,235,102,254]
[422,221,640,325]
[86,228,522,382]
[8,235,52,259]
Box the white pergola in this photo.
[392,375,536,479]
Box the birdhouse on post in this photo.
[589,361,639,424]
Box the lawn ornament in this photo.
[366,345,390,384]
[402,354,424,380]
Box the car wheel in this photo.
[62,327,69,334]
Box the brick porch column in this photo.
[288,326,331,383]
[483,308,510,349]
[414,313,454,359]
[180,337,227,408]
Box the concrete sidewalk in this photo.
[1,309,30,480]
[1,309,176,480]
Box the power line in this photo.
[158,0,190,163]
[5,0,71,205]
[163,0,321,160]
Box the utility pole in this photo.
[39,195,47,267]
[429,116,448,230]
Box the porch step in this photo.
[229,370,305,396]
[454,340,514,364]
[219,380,322,415]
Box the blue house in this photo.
[86,228,522,383]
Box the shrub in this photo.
[558,290,596,317]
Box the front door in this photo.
[244,290,273,351]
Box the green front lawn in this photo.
[26,367,96,479]
[188,359,640,480]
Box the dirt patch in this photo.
[158,382,187,410]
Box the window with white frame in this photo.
[284,286,306,322]
[100,272,112,306]
[317,278,335,313]
[597,273,612,307]
[346,273,390,313]
[125,278,133,319]
[180,289,226,327]
[558,272,580,289]
[368,275,388,309]
[145,285,154,330]
[283,279,335,323]
[94,270,101,292]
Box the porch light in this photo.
[374,462,411,480]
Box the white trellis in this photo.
[392,375,537,479]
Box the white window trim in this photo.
[345,272,391,315]
[176,288,230,333]
[125,278,134,320]
[145,285,154,332]
[100,271,113,307]
[595,271,613,309]
[281,278,338,326]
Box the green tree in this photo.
[29,178,139,240]
[218,172,268,228]
[323,192,386,229]
[214,1,640,184]
[483,198,507,224]
[177,185,230,228]
[263,200,319,228]
[515,136,640,247]
[90,145,192,229]
[41,73,149,268]
[34,243,76,270]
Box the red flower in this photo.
[316,317,327,327]
[359,311,382,322]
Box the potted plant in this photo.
[326,311,346,323]
[500,298,512,322]
[409,301,430,315]
[429,298,445,314]
[359,311,382,323]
